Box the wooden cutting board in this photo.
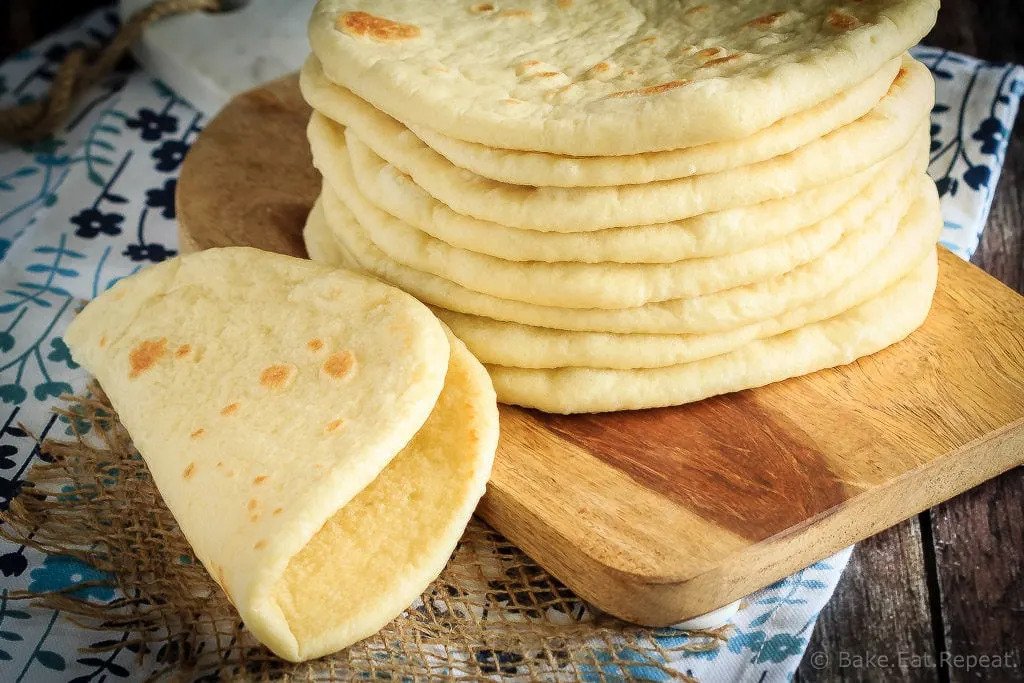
[176,76,1024,626]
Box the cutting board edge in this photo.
[479,417,1024,625]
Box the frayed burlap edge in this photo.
[0,385,730,681]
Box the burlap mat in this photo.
[0,387,729,681]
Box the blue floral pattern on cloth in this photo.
[0,10,1021,682]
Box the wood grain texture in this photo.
[177,76,315,258]
[933,475,1024,683]
[802,2,1024,679]
[534,395,848,541]
[177,76,1024,628]
[803,526,938,682]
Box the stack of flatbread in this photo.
[301,0,942,413]
[65,248,498,662]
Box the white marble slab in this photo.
[119,0,314,114]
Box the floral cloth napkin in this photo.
[0,9,1020,682]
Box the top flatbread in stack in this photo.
[303,1,942,413]
[309,0,937,154]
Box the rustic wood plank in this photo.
[933,13,1024,677]
[925,0,1024,66]
[929,4,1024,679]
[805,2,1024,678]
[799,522,938,682]
[931,474,1024,682]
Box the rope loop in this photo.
[0,0,222,143]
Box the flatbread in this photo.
[302,207,346,264]
[301,201,937,411]
[306,187,939,368]
[432,238,937,369]
[321,132,921,309]
[308,0,938,154]
[315,126,921,264]
[327,56,932,230]
[322,175,938,334]
[64,248,498,661]
[272,330,496,660]
[323,137,908,309]
[300,54,899,186]
[487,249,939,412]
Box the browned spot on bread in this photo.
[336,11,420,42]
[639,35,658,44]
[535,71,561,78]
[514,59,542,76]
[98,335,107,348]
[498,8,531,18]
[686,4,708,13]
[175,344,191,358]
[307,338,324,351]
[253,475,268,485]
[253,539,267,550]
[469,2,494,12]
[827,8,861,30]
[323,351,355,379]
[259,363,295,389]
[190,428,205,439]
[895,66,908,83]
[337,10,421,42]
[557,0,573,7]
[128,338,167,378]
[605,79,691,99]
[747,11,786,27]
[700,53,742,68]
[183,462,196,479]
[501,98,524,105]
[247,498,258,511]
[544,84,575,102]
[273,507,284,515]
[696,46,723,58]
[221,402,240,416]
[589,61,610,73]
[622,68,639,77]
[325,418,344,433]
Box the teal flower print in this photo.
[727,630,766,654]
[28,555,114,601]
[755,633,806,663]
[47,337,79,369]
[579,648,671,682]
[33,381,72,401]
[0,384,27,405]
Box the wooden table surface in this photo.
[798,2,1024,681]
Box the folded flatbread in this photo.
[65,247,498,661]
